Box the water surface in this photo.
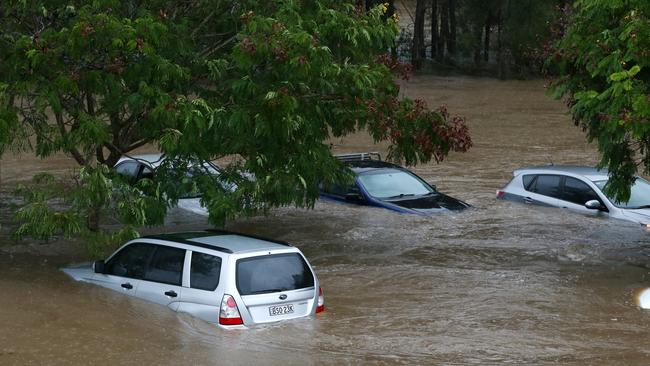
[2,76,650,365]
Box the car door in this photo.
[92,242,155,296]
[136,244,186,310]
[320,182,365,204]
[558,176,608,215]
[176,250,224,323]
[522,174,562,207]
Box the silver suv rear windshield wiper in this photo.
[248,288,288,294]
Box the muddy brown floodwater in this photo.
[2,75,650,365]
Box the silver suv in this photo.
[62,230,324,328]
[497,165,650,227]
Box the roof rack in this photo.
[141,229,293,252]
[141,233,234,253]
[334,152,382,162]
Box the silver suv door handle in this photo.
[121,283,133,290]
[164,290,178,298]
[523,197,533,204]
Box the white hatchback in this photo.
[497,165,650,227]
[62,230,324,328]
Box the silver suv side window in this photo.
[526,174,562,199]
[106,243,155,279]
[190,252,222,291]
[143,245,185,286]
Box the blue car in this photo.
[320,153,470,215]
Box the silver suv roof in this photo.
[141,231,292,254]
[514,165,609,181]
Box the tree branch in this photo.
[54,111,86,166]
[201,35,237,58]
[191,10,216,39]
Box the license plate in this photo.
[269,304,294,316]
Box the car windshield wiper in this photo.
[385,193,415,199]
[630,205,650,209]
[248,288,288,294]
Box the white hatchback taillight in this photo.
[316,287,325,313]
[219,294,243,325]
[496,190,505,199]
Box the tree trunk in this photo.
[483,13,491,63]
[473,25,482,66]
[440,0,449,59]
[431,0,438,59]
[497,7,505,78]
[390,0,398,58]
[447,0,456,55]
[87,205,101,232]
[412,0,427,69]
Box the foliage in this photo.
[547,0,650,202]
[499,0,560,70]
[0,0,471,250]
[408,0,564,75]
[13,168,152,255]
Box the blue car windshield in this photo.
[181,162,230,198]
[357,169,433,199]
[594,177,650,209]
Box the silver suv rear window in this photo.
[236,253,314,295]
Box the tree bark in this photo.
[412,0,427,69]
[447,0,456,55]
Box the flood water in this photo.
[2,75,650,365]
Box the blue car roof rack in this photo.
[334,152,382,162]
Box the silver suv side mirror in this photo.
[585,200,604,210]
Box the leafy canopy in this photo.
[0,0,471,251]
[547,0,650,202]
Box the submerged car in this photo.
[320,152,470,215]
[497,165,650,227]
[114,153,232,216]
[62,230,324,328]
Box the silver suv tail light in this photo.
[219,294,243,325]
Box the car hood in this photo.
[620,209,650,224]
[383,193,470,213]
[176,197,209,216]
[61,262,94,282]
